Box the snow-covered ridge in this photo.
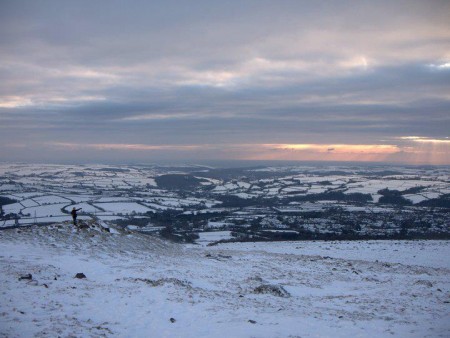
[1,223,449,337]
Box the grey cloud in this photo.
[1,63,448,141]
[0,1,449,163]
[3,1,449,66]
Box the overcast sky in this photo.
[1,0,449,164]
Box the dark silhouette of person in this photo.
[71,207,82,225]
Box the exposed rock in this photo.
[132,277,191,288]
[414,280,433,288]
[18,273,32,281]
[254,284,290,298]
[206,253,232,261]
[75,273,86,279]
[247,275,263,283]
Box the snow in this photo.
[142,197,200,208]
[20,199,40,208]
[64,195,95,203]
[212,186,227,192]
[63,203,102,213]
[143,202,176,211]
[206,221,232,229]
[95,197,131,203]
[22,204,68,217]
[307,186,330,194]
[237,181,251,189]
[96,215,127,221]
[420,191,441,199]
[214,240,450,269]
[2,202,23,214]
[232,192,257,199]
[0,184,18,191]
[404,194,429,204]
[281,186,308,193]
[1,225,449,338]
[1,215,91,227]
[196,231,233,246]
[33,195,72,205]
[8,193,44,199]
[93,202,151,214]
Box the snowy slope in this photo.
[1,224,449,338]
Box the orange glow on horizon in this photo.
[42,141,449,164]
[264,143,400,154]
[245,143,401,162]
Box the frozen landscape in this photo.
[1,222,449,337]
[0,163,449,337]
[1,163,449,241]
[2,0,450,336]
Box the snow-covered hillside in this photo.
[1,224,449,337]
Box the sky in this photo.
[0,0,449,165]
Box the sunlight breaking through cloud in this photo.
[428,62,450,70]
[0,97,33,108]
[398,136,450,144]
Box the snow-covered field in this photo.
[196,231,233,245]
[1,224,449,338]
[92,202,152,214]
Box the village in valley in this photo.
[1,163,449,245]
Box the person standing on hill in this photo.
[71,207,82,225]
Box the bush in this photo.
[0,196,17,206]
[378,189,412,206]
[418,194,450,209]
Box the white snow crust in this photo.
[1,225,449,338]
